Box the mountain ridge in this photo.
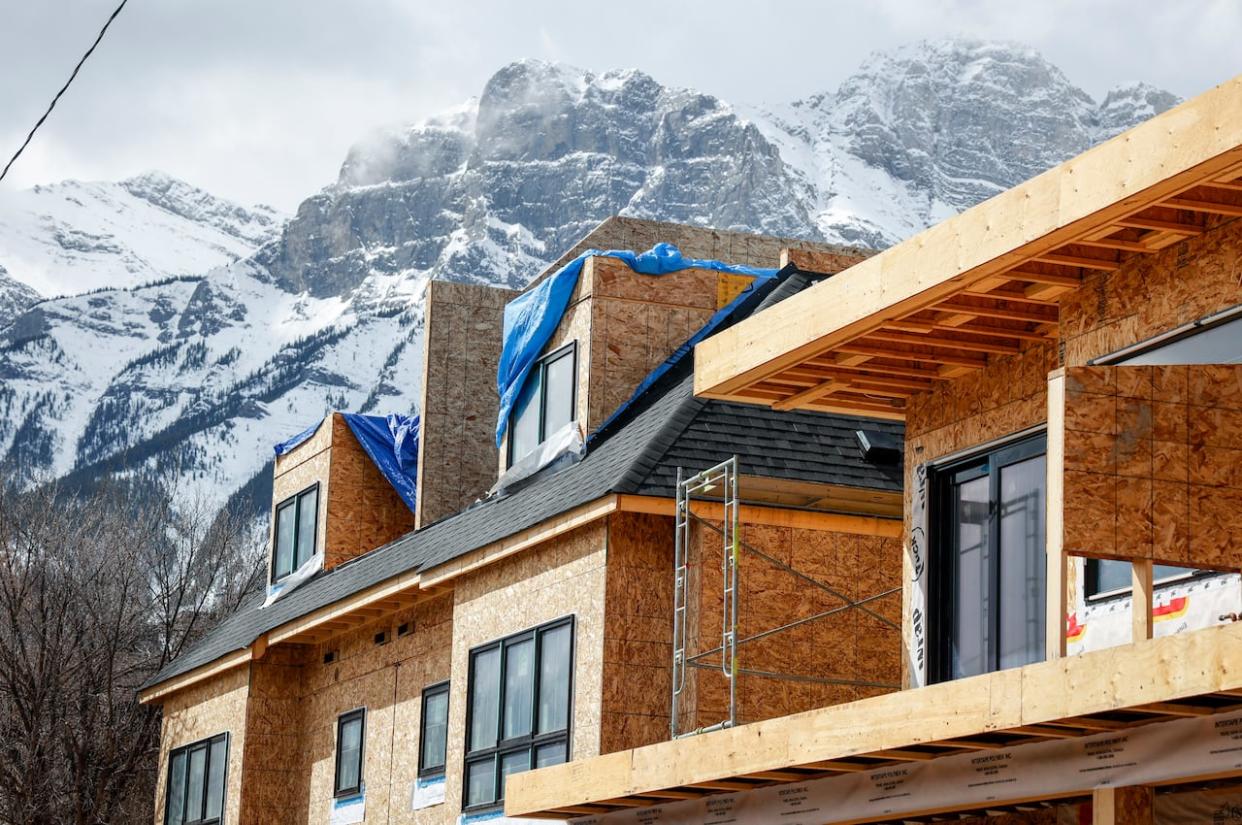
[0,39,1180,514]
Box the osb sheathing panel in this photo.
[324,414,417,570]
[600,512,675,754]
[683,519,902,731]
[299,593,454,825]
[240,647,307,825]
[270,416,333,581]
[1062,364,1242,570]
[1058,216,1242,368]
[900,214,1242,686]
[444,522,609,813]
[418,280,518,527]
[528,215,872,292]
[153,666,249,825]
[581,258,722,432]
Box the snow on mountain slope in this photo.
[0,170,283,298]
[0,40,1179,514]
[745,40,1180,247]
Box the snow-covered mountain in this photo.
[0,40,1178,514]
[0,170,282,310]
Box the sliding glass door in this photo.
[932,435,1047,681]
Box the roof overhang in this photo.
[505,621,1242,819]
[693,74,1242,419]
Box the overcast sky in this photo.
[2,0,1239,211]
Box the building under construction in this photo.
[141,74,1242,825]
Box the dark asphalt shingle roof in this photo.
[146,268,904,690]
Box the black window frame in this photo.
[506,342,578,468]
[1084,559,1203,601]
[163,732,229,825]
[928,433,1047,684]
[461,616,575,812]
[333,708,366,799]
[418,681,450,777]
[271,482,319,584]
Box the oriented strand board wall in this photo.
[901,214,1242,684]
[682,520,903,731]
[1062,365,1242,569]
[443,523,610,810]
[583,257,724,432]
[325,414,418,569]
[600,512,675,753]
[239,647,307,824]
[153,666,249,825]
[417,280,519,527]
[298,593,454,825]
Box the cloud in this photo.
[0,0,1237,211]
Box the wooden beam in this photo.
[837,343,988,370]
[1047,369,1068,661]
[772,378,847,410]
[504,622,1242,817]
[864,330,1021,355]
[693,75,1242,401]
[1201,180,1242,193]
[934,301,1058,324]
[1025,282,1077,302]
[614,494,903,537]
[1164,196,1242,216]
[800,396,908,419]
[1073,237,1155,254]
[1133,559,1154,642]
[1111,215,1204,235]
[1029,253,1120,271]
[1005,269,1085,286]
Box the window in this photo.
[463,618,573,810]
[334,709,365,798]
[419,682,450,775]
[1110,310,1242,366]
[164,733,228,825]
[272,484,318,582]
[1085,559,1198,600]
[508,343,577,466]
[930,435,1047,682]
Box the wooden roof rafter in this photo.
[693,75,1242,418]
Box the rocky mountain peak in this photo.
[0,41,1182,515]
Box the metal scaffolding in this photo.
[670,456,902,739]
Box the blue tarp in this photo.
[495,243,778,446]
[272,413,419,514]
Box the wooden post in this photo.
[1132,559,1155,642]
[1093,786,1154,825]
[1046,369,1068,660]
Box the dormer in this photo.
[497,245,870,474]
[269,412,417,588]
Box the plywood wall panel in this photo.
[600,513,675,754]
[324,413,417,570]
[418,280,518,526]
[682,517,902,731]
[1061,364,1242,570]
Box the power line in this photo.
[0,0,130,183]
